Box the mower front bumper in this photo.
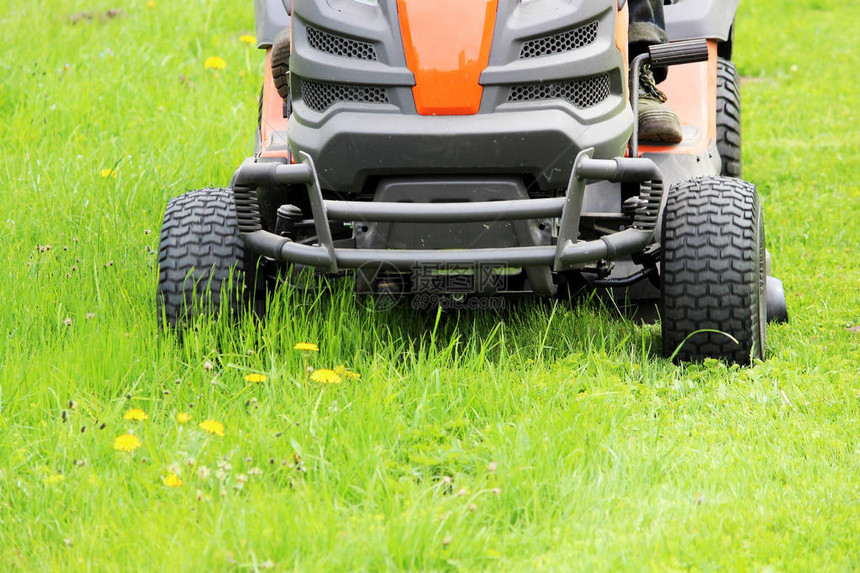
[231,150,664,277]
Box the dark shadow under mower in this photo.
[157,1,787,365]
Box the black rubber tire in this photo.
[716,58,742,178]
[157,188,255,328]
[661,176,767,364]
[271,29,291,102]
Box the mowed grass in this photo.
[0,0,858,571]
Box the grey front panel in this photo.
[289,107,632,196]
[289,0,415,116]
[255,0,291,48]
[287,0,631,194]
[481,0,625,116]
[664,0,739,42]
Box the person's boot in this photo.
[638,64,683,144]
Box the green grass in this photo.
[1,0,858,570]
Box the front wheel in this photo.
[157,187,260,329]
[661,176,767,364]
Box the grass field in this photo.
[1,0,858,570]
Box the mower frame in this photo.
[157,0,788,364]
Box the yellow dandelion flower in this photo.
[44,474,65,485]
[123,408,149,421]
[162,473,183,488]
[176,412,192,424]
[239,35,256,45]
[199,419,225,437]
[204,56,227,70]
[244,373,267,383]
[99,168,118,179]
[334,365,361,380]
[147,0,155,7]
[113,434,142,452]
[293,342,320,352]
[310,369,342,384]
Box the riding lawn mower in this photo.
[157,0,788,364]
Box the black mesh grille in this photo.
[508,73,611,109]
[301,79,389,112]
[307,27,378,60]
[520,21,599,59]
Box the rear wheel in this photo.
[157,187,260,328]
[271,29,291,102]
[661,176,766,364]
[716,58,742,178]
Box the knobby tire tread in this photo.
[157,187,248,328]
[716,58,742,178]
[661,176,765,364]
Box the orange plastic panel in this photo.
[615,2,629,95]
[259,49,290,159]
[397,0,498,116]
